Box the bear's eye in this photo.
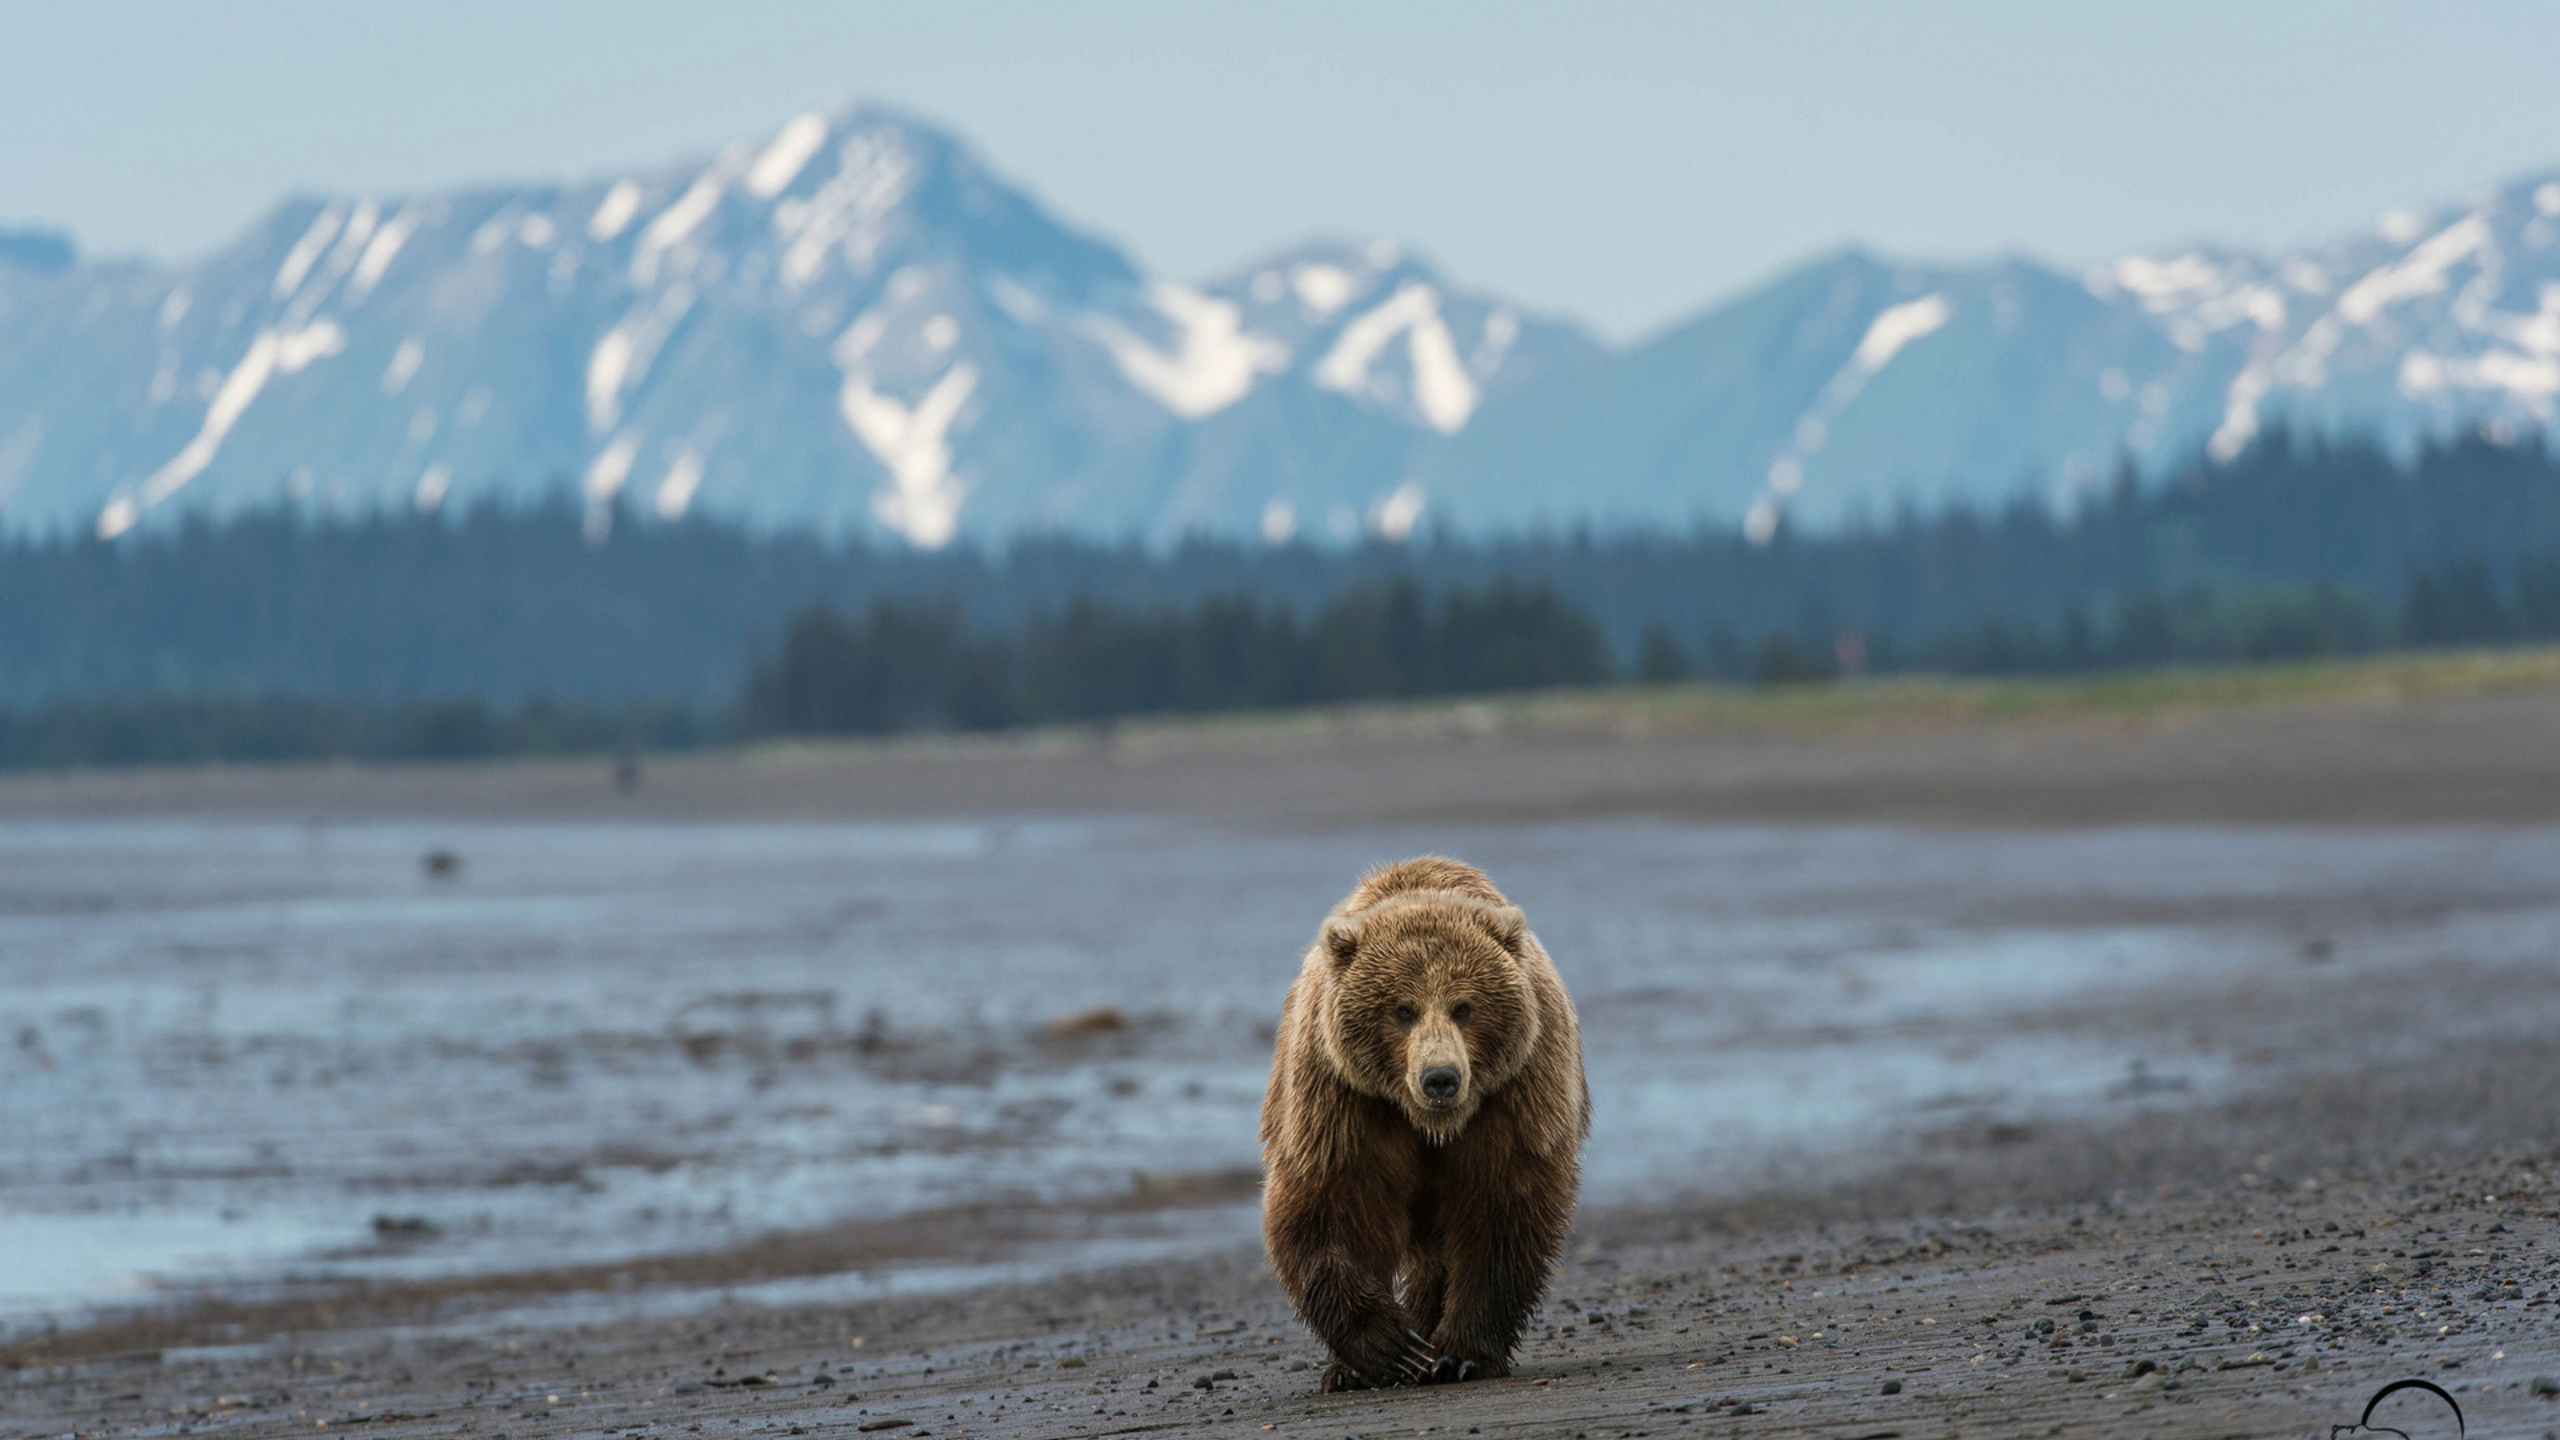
[1450,1001,1473,1024]
[1393,1004,1417,1027]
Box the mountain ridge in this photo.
[2,104,2556,549]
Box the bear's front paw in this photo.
[1323,1329,1436,1391]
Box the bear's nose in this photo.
[1420,1067,1462,1102]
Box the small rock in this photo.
[1046,1007,1130,1037]
[2122,1359,2155,1379]
[1880,1379,1901,1395]
[1285,1359,1311,1372]
[422,850,462,879]
[1057,1355,1086,1369]
[2532,1374,2559,1398]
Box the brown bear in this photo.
[1260,856,1589,1391]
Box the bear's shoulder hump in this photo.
[1342,855,1508,912]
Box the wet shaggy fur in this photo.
[1259,857,1590,1391]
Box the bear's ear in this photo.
[1483,905,1529,955]
[1320,916,1363,968]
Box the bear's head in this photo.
[1315,895,1541,1143]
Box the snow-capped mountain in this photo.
[0,105,1595,548]
[2,103,2558,548]
[1428,173,2560,538]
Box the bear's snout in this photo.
[1407,1013,1471,1116]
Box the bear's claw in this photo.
[1393,1329,1439,1386]
[1423,1356,1480,1384]
[1321,1331,1438,1392]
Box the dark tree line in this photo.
[7,547,2556,764]
[3,426,2560,742]
[1776,557,2560,681]
[739,579,1608,735]
[0,695,705,770]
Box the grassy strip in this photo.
[732,644,2560,766]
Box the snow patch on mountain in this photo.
[1315,282,1479,433]
[413,461,451,512]
[654,445,705,519]
[99,319,348,538]
[348,205,420,300]
[273,208,343,298]
[1291,263,1357,315]
[2337,214,2489,325]
[1369,481,1426,541]
[1853,293,1953,368]
[586,285,695,433]
[1744,292,1952,541]
[632,172,726,285]
[1093,282,1287,419]
[588,181,644,242]
[747,112,830,200]
[842,362,978,549]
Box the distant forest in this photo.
[6,428,2560,757]
[739,579,1612,737]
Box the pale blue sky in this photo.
[6,1,2558,338]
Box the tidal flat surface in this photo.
[5,816,2558,1333]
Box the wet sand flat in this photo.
[11,815,2560,1334]
[7,1037,2556,1440]
[4,828,2558,1438]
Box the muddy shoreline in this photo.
[8,1030,2557,1440]
[9,680,2560,827]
